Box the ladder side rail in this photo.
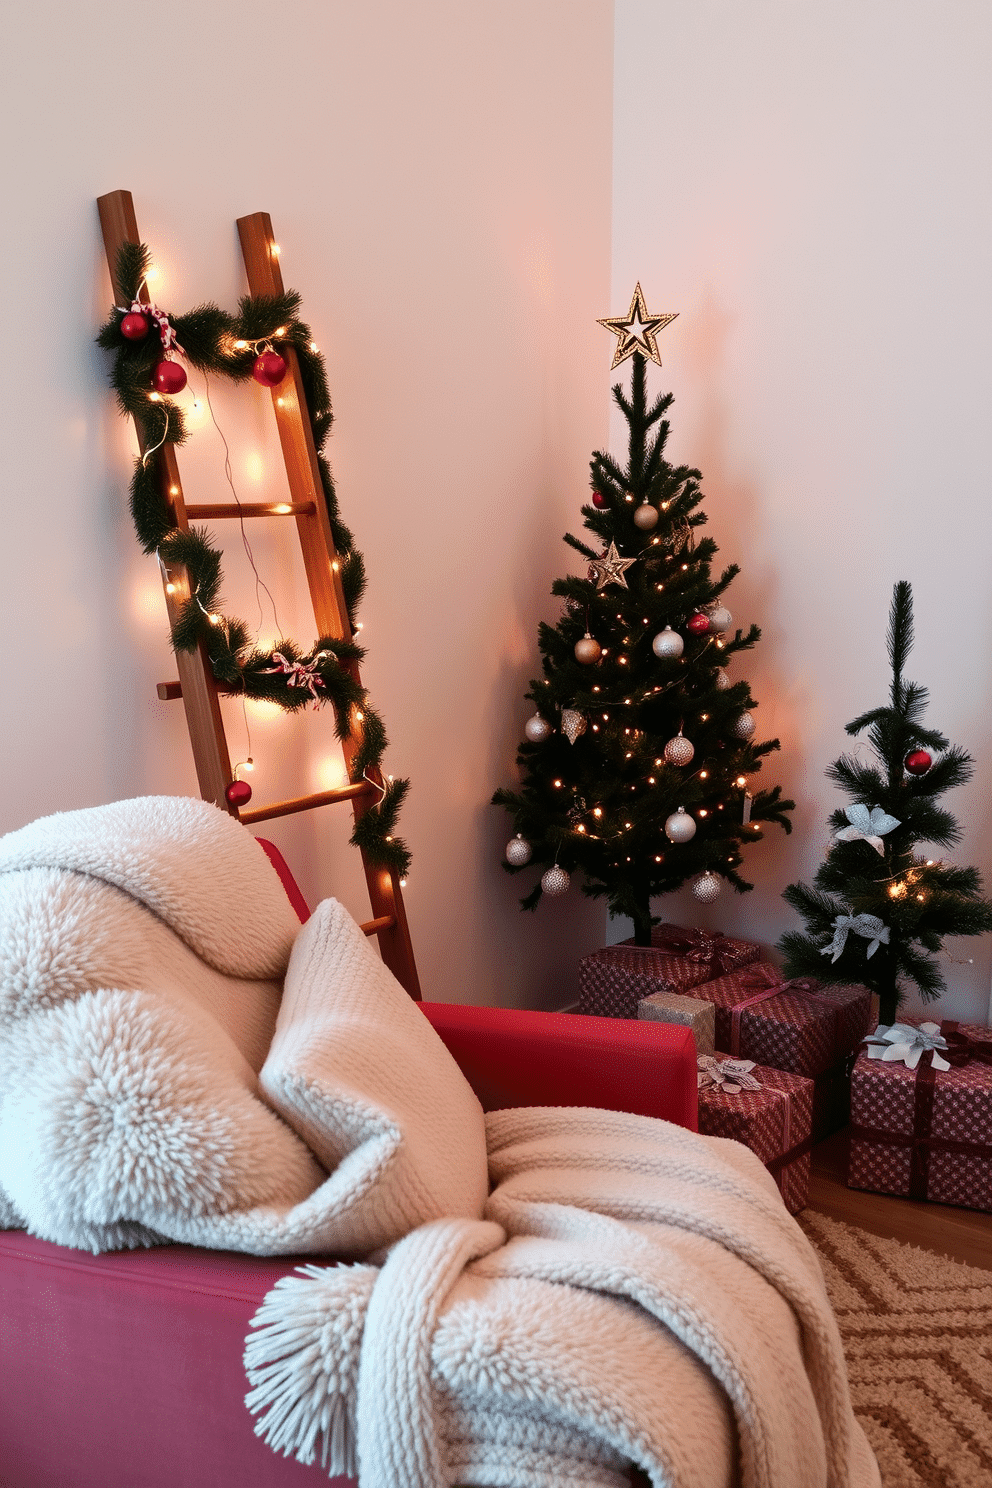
[97,190,235,811]
[237,212,422,1001]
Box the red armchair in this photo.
[0,844,696,1488]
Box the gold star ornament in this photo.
[588,541,637,590]
[598,284,677,369]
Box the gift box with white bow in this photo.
[696,1056,814,1214]
[848,1018,992,1211]
[578,923,759,1021]
[687,962,874,1140]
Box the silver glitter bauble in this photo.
[713,668,731,690]
[505,835,532,867]
[663,733,695,767]
[541,865,570,897]
[652,626,684,660]
[664,806,697,843]
[633,502,659,531]
[574,633,602,665]
[691,871,722,904]
[524,714,552,743]
[732,711,756,740]
[708,606,732,633]
[561,708,587,745]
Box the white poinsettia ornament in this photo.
[833,803,901,855]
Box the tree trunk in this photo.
[630,893,653,947]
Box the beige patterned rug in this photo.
[800,1211,992,1487]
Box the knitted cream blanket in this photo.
[246,1106,880,1488]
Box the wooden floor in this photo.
[806,1127,992,1271]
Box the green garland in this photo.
[98,242,410,875]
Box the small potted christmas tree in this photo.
[493,286,793,948]
[779,580,992,1025]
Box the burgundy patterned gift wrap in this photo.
[578,924,759,1020]
[696,1059,813,1214]
[848,1021,992,1211]
[693,961,873,1079]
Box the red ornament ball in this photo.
[687,612,711,635]
[120,311,150,341]
[591,490,607,508]
[904,749,933,776]
[225,779,253,808]
[153,358,187,394]
[252,351,287,387]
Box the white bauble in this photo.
[524,714,552,743]
[663,733,695,767]
[541,865,570,896]
[708,606,732,633]
[732,711,756,740]
[691,871,722,904]
[505,835,532,866]
[664,806,696,843]
[652,626,684,660]
[713,668,731,691]
[633,502,659,531]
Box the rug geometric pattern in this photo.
[800,1211,992,1488]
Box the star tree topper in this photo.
[598,283,678,369]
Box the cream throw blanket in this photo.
[246,1106,880,1488]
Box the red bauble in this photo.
[687,613,711,635]
[153,358,187,394]
[120,311,150,341]
[591,490,607,509]
[225,779,253,808]
[252,351,287,387]
[904,749,933,776]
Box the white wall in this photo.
[612,2,992,1022]
[0,0,614,1008]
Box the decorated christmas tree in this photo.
[493,286,793,945]
[779,580,992,1025]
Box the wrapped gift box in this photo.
[578,924,759,1021]
[696,1059,813,1214]
[638,991,716,1057]
[690,961,873,1137]
[848,1020,992,1212]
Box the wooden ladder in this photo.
[97,190,421,1000]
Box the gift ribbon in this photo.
[647,927,754,978]
[696,1055,762,1093]
[728,967,833,1058]
[854,1019,992,1200]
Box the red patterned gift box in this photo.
[696,1058,813,1213]
[578,924,759,1020]
[848,1021,992,1212]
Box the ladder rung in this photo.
[237,781,377,823]
[157,681,183,700]
[184,501,316,520]
[361,914,396,938]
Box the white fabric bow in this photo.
[863,1021,951,1071]
[833,803,901,856]
[820,912,890,962]
[697,1055,762,1093]
[261,650,333,704]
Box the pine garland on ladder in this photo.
[98,241,410,875]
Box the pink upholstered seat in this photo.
[0,842,696,1487]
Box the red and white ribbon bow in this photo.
[119,299,186,357]
[261,650,333,704]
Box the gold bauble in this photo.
[633,502,659,531]
[574,634,602,665]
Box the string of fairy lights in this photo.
[98,240,411,876]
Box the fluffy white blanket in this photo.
[246,1106,880,1488]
